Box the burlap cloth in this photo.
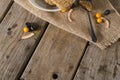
[14,0,120,49]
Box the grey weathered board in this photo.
[0,0,13,22]
[0,3,47,80]
[15,0,120,49]
[20,25,87,80]
[74,41,120,80]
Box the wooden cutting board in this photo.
[14,0,120,49]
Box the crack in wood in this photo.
[113,65,118,78]
[71,42,89,80]
[16,22,49,80]
[112,42,119,78]
[0,0,14,23]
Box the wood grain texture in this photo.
[20,25,87,80]
[0,3,47,80]
[74,41,120,80]
[0,0,13,22]
[15,0,120,49]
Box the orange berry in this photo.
[23,27,29,33]
[60,9,67,13]
[97,18,103,23]
[96,13,102,18]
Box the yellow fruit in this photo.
[60,9,67,13]
[23,27,29,33]
[96,13,102,18]
[97,18,103,23]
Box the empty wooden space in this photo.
[21,25,87,80]
[74,41,120,80]
[0,0,120,80]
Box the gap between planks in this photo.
[71,42,89,80]
[0,3,48,80]
[0,0,14,23]
[20,33,89,80]
[20,25,88,80]
[15,22,49,80]
[74,40,120,80]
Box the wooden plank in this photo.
[15,0,120,49]
[20,25,87,80]
[0,0,13,22]
[0,3,47,80]
[74,41,120,80]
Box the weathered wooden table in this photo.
[0,0,120,80]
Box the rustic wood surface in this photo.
[74,41,120,80]
[0,0,13,22]
[20,25,87,80]
[0,0,120,80]
[0,3,47,80]
[15,0,120,49]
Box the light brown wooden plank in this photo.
[20,25,87,80]
[0,0,13,22]
[15,0,120,49]
[74,41,120,80]
[0,3,47,80]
